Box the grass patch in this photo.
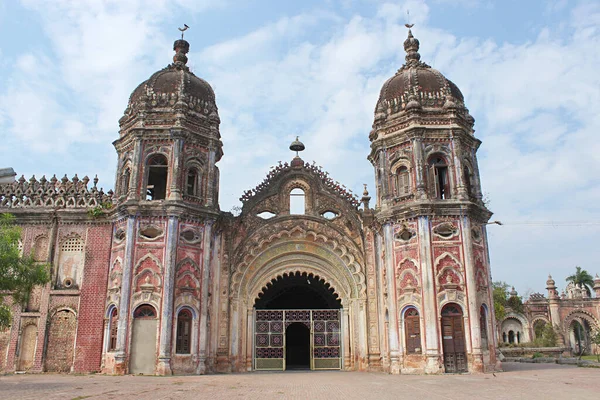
[70,396,91,400]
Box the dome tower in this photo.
[369,27,498,374]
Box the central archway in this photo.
[254,272,342,310]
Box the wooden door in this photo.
[441,304,467,373]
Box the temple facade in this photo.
[0,30,500,375]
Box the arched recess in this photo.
[501,313,530,343]
[45,308,77,372]
[229,224,367,372]
[563,311,599,354]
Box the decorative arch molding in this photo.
[437,299,468,317]
[105,303,118,318]
[48,306,77,320]
[232,224,366,300]
[249,262,347,307]
[563,310,600,331]
[530,315,550,326]
[501,313,529,330]
[434,252,464,288]
[424,145,452,163]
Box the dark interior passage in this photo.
[254,272,341,309]
[285,322,310,369]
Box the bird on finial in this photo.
[178,24,190,39]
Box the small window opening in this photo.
[109,308,118,352]
[122,168,131,196]
[321,211,338,220]
[480,306,488,348]
[429,156,451,199]
[463,165,472,196]
[395,166,410,196]
[176,309,192,354]
[404,308,421,354]
[186,168,198,197]
[146,154,168,200]
[257,211,276,219]
[290,188,305,215]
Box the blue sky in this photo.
[1,0,599,297]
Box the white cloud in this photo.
[1,0,599,293]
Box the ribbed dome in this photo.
[126,39,215,111]
[377,30,464,111]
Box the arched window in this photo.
[176,309,192,354]
[146,154,168,200]
[290,188,305,215]
[404,307,421,354]
[479,306,488,348]
[133,304,156,319]
[121,167,131,196]
[108,308,118,352]
[186,168,199,197]
[395,166,410,196]
[428,155,451,199]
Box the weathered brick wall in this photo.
[45,309,77,372]
[73,224,112,373]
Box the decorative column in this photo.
[383,223,401,374]
[245,308,253,371]
[197,220,214,373]
[450,133,467,200]
[418,215,441,373]
[411,136,427,199]
[114,215,136,373]
[130,137,143,200]
[205,149,216,207]
[461,216,483,371]
[342,307,351,370]
[168,133,184,201]
[156,215,179,375]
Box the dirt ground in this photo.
[0,362,598,400]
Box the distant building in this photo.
[499,276,600,354]
[0,30,499,375]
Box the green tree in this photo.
[541,324,558,347]
[0,214,50,328]
[565,266,594,296]
[492,281,510,322]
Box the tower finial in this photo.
[173,26,190,66]
[289,136,305,157]
[403,18,421,66]
[405,10,414,29]
[178,24,190,40]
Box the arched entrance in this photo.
[130,304,157,375]
[253,272,342,371]
[441,303,467,373]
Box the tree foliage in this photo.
[0,214,50,328]
[565,266,594,296]
[493,281,524,321]
[590,329,600,362]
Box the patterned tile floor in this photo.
[0,363,598,400]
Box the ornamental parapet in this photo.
[239,160,360,208]
[0,174,114,209]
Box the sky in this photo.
[0,0,599,297]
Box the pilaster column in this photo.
[412,137,426,199]
[246,308,253,371]
[114,216,136,373]
[383,224,401,373]
[418,215,441,373]
[342,308,351,370]
[156,215,179,375]
[168,133,184,201]
[450,133,468,200]
[462,217,483,370]
[205,149,216,207]
[130,138,143,200]
[197,220,214,373]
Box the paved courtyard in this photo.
[0,363,598,400]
